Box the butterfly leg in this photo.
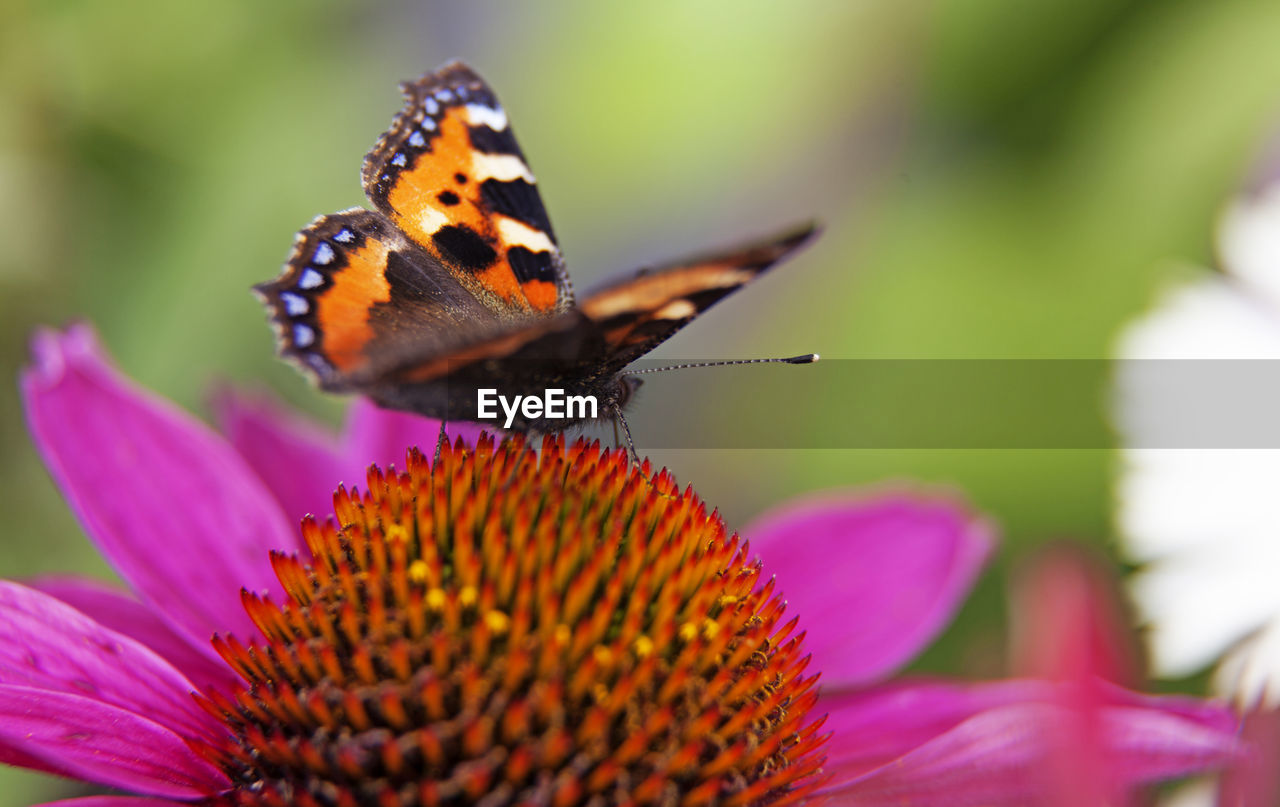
[433,420,448,466]
[610,402,641,467]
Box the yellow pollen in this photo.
[592,645,614,667]
[484,610,510,634]
[205,434,826,807]
[408,560,428,583]
[633,635,654,658]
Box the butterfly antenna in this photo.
[626,353,819,375]
[610,402,642,466]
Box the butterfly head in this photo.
[613,374,644,410]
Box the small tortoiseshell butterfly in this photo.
[256,62,816,433]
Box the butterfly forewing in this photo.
[579,223,819,372]
[361,62,571,316]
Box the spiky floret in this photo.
[195,434,827,807]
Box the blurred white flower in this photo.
[1116,182,1280,707]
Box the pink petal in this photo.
[34,799,193,807]
[21,325,300,647]
[821,681,1239,806]
[1010,545,1140,686]
[343,398,488,479]
[818,678,1053,777]
[746,491,995,687]
[0,739,74,779]
[1006,547,1148,804]
[29,576,238,693]
[1220,706,1280,807]
[212,386,347,523]
[0,581,223,742]
[0,684,227,799]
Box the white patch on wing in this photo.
[496,217,555,254]
[653,299,696,320]
[582,268,753,320]
[417,206,450,235]
[280,292,308,316]
[464,103,509,131]
[293,324,315,348]
[470,152,535,184]
[298,268,324,289]
[313,243,335,265]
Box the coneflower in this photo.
[2,325,1242,807]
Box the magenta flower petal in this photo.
[818,679,1049,778]
[33,799,192,807]
[0,740,74,780]
[343,398,487,476]
[1220,707,1280,807]
[0,684,226,799]
[1005,548,1153,804]
[0,581,223,741]
[21,325,300,646]
[1010,545,1141,687]
[1101,685,1239,739]
[822,683,1239,806]
[29,576,238,693]
[212,387,347,522]
[746,491,995,687]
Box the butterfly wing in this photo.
[362,62,571,315]
[368,223,820,387]
[258,60,814,426]
[254,208,499,388]
[258,62,572,393]
[579,223,819,372]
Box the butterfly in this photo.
[255,61,817,436]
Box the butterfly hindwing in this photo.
[362,62,570,316]
[254,208,498,387]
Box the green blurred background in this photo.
[4,0,1280,802]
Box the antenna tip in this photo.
[786,353,819,364]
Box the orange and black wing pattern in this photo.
[363,224,820,388]
[254,209,495,387]
[257,61,819,430]
[362,62,570,316]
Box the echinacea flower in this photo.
[1116,179,1280,706]
[1115,178,1280,805]
[5,325,1242,807]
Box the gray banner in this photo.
[438,359,1280,449]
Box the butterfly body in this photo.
[256,62,816,432]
